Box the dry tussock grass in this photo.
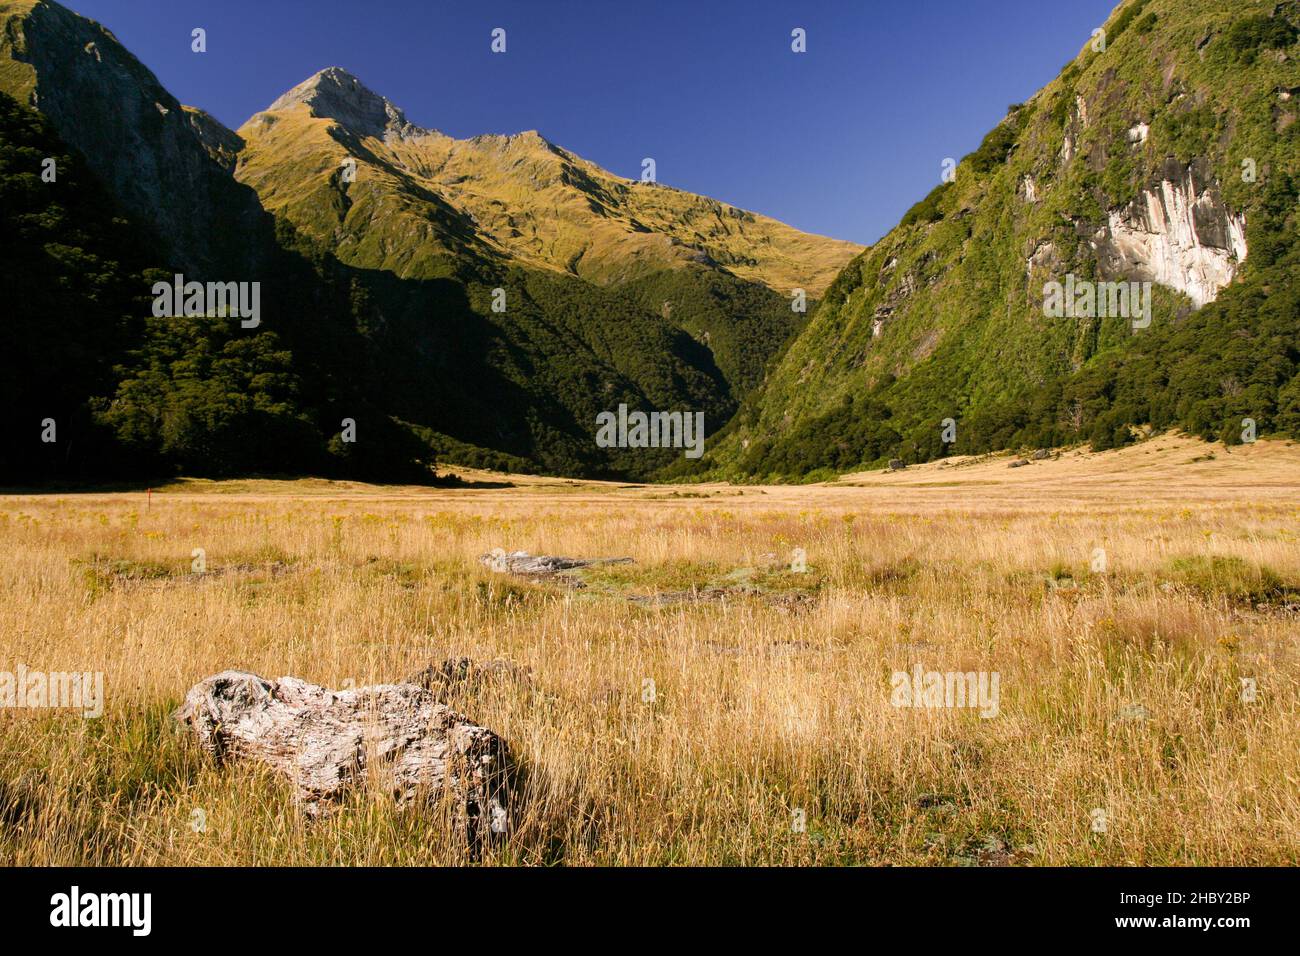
[0,437,1297,865]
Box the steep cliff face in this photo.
[1098,160,1247,307]
[0,0,267,276]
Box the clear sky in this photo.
[66,0,1120,245]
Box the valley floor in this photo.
[0,435,1297,864]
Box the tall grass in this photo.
[0,450,1297,865]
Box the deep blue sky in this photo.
[67,0,1119,245]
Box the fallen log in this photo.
[174,670,511,844]
[479,549,634,576]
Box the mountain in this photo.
[703,0,1300,479]
[0,0,860,483]
[232,67,859,397]
[11,0,1290,487]
[236,66,858,293]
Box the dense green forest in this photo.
[1,92,437,484]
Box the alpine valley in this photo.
[3,0,1298,485]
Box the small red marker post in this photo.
[147,488,152,510]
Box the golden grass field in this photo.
[1,434,1297,865]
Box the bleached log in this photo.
[174,671,510,843]
[479,549,633,576]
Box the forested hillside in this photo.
[700,0,1300,481]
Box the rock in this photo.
[1008,459,1031,468]
[1031,448,1051,461]
[264,67,421,142]
[1097,159,1247,309]
[479,549,633,577]
[174,671,511,844]
[887,459,907,471]
[1118,703,1151,723]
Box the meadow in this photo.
[0,435,1296,865]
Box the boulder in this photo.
[174,670,511,844]
[887,459,907,471]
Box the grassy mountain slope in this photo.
[0,72,736,482]
[236,67,859,293]
[705,0,1300,479]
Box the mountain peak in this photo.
[266,67,427,140]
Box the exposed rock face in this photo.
[1097,161,1247,308]
[184,106,245,173]
[0,0,267,276]
[174,671,511,844]
[1026,239,1060,281]
[1126,122,1150,146]
[263,66,426,142]
[1019,174,1038,203]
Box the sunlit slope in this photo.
[235,68,860,292]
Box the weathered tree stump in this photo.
[174,671,511,844]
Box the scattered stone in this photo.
[1008,459,1031,468]
[628,585,756,606]
[896,640,938,653]
[174,671,511,844]
[1031,449,1051,461]
[954,833,1035,867]
[913,793,959,811]
[768,591,818,613]
[888,459,907,471]
[1253,601,1300,615]
[627,586,817,611]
